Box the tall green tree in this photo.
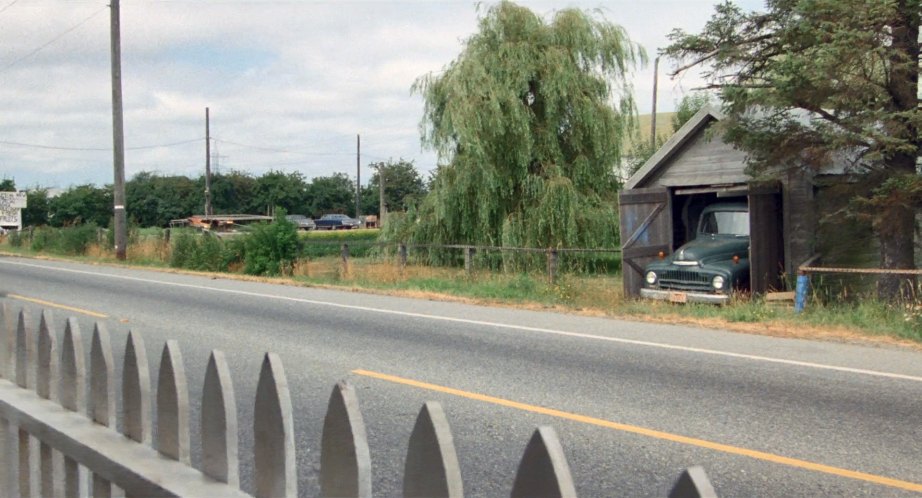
[410,1,642,248]
[306,173,355,217]
[49,184,113,227]
[0,179,14,191]
[361,159,427,216]
[665,0,920,299]
[22,189,49,226]
[126,172,201,227]
[210,170,257,214]
[251,171,309,216]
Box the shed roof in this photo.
[625,105,752,190]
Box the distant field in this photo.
[636,112,677,141]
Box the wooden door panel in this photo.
[619,187,672,297]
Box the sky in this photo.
[0,0,764,190]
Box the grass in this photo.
[2,231,920,348]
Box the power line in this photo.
[0,137,203,151]
[0,0,19,15]
[214,137,353,156]
[0,6,107,75]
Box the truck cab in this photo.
[640,202,750,304]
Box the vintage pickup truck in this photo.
[314,213,362,230]
[641,202,750,304]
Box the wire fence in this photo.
[325,241,623,283]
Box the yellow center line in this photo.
[353,369,922,494]
[7,294,109,319]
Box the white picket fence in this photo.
[0,303,718,497]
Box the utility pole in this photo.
[355,134,361,219]
[651,56,660,150]
[378,163,385,224]
[110,0,127,260]
[205,107,213,216]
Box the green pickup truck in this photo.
[641,202,750,304]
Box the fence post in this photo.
[123,331,152,445]
[16,309,39,498]
[321,381,371,498]
[202,351,239,487]
[0,304,13,496]
[61,318,88,498]
[341,243,350,275]
[157,340,191,464]
[90,323,116,497]
[464,247,475,276]
[399,243,408,268]
[404,402,463,498]
[548,249,559,284]
[669,466,718,498]
[37,310,63,497]
[254,353,297,498]
[511,426,576,498]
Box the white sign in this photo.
[0,191,27,209]
[0,192,26,229]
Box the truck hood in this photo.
[671,235,749,264]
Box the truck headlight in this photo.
[712,275,725,290]
[645,271,657,285]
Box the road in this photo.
[1,255,921,497]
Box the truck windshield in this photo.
[699,211,749,236]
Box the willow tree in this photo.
[410,1,642,251]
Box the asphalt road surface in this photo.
[1,255,921,497]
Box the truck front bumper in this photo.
[640,288,730,305]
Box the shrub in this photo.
[244,210,300,276]
[8,230,22,248]
[170,231,198,269]
[169,230,230,272]
[27,224,100,255]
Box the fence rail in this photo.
[0,303,716,497]
[328,241,622,283]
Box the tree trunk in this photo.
[877,202,917,301]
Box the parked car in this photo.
[285,214,316,231]
[641,202,750,304]
[314,213,362,230]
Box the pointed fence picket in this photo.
[0,306,720,497]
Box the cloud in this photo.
[0,0,762,190]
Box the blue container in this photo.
[794,274,809,313]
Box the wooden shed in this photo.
[619,106,817,297]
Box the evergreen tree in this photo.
[665,0,920,299]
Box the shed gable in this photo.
[648,130,749,188]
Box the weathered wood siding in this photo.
[619,188,672,297]
[781,171,817,277]
[749,188,784,293]
[645,131,749,188]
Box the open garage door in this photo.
[619,187,673,297]
[748,184,784,294]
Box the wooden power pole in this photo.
[355,134,361,219]
[651,56,660,150]
[378,164,385,224]
[110,0,127,260]
[205,107,213,216]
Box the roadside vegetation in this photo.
[1,224,919,346]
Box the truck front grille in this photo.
[658,270,712,291]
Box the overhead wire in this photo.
[0,0,19,15]
[0,5,107,75]
[0,137,203,152]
